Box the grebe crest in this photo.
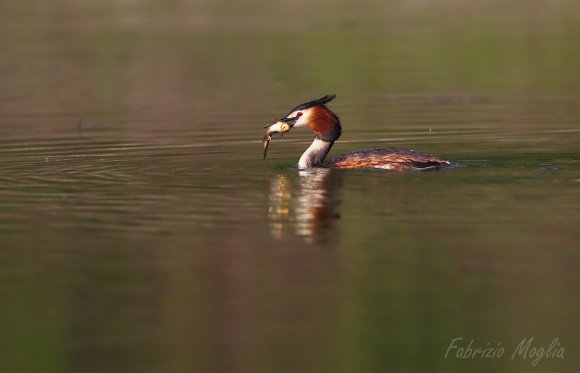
[263,95,452,171]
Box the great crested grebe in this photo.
[263,94,452,170]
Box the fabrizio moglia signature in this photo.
[444,337,565,366]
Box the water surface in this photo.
[1,1,580,372]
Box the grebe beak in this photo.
[263,120,292,159]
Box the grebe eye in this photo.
[296,112,303,117]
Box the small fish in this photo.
[262,121,291,159]
[263,134,272,159]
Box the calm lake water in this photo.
[1,1,579,372]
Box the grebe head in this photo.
[263,95,341,159]
[280,94,337,129]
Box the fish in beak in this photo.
[262,118,295,159]
[262,95,336,160]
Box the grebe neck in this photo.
[298,138,334,169]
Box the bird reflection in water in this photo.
[268,168,342,243]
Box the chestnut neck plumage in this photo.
[298,106,341,169]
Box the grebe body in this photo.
[263,95,451,170]
[325,147,449,170]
